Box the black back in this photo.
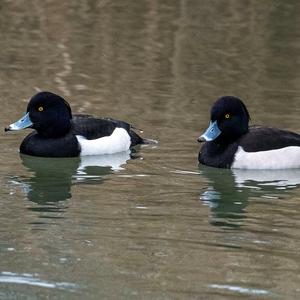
[72,114,144,146]
[72,114,130,139]
[239,126,300,151]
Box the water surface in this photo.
[0,1,300,299]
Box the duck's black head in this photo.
[198,96,250,144]
[6,92,73,138]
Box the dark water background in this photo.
[0,0,300,299]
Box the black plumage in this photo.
[198,96,300,168]
[6,92,147,157]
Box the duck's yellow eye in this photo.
[38,106,44,112]
[225,113,230,119]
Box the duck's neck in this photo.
[36,119,72,138]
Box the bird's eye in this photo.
[38,106,44,112]
[225,113,230,119]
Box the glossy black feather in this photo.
[199,96,300,168]
[199,126,300,168]
[72,115,129,139]
[20,132,80,157]
[72,114,143,146]
[239,126,300,151]
[7,92,147,157]
[199,141,238,168]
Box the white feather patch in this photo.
[76,127,131,156]
[232,146,300,169]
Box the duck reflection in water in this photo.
[199,166,300,228]
[10,151,132,205]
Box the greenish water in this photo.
[0,1,300,299]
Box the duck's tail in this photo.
[142,138,158,144]
[129,129,158,146]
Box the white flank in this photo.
[76,127,131,156]
[232,146,300,169]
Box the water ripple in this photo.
[0,272,77,291]
[209,284,271,296]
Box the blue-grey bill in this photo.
[198,120,221,142]
[5,112,33,131]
